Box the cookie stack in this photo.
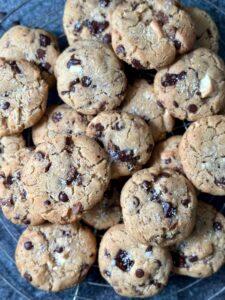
[0,0,225,297]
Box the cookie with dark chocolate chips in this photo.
[86,111,154,178]
[21,135,111,224]
[63,0,121,45]
[171,201,225,278]
[121,167,197,247]
[15,223,97,291]
[179,115,225,195]
[111,0,195,69]
[99,224,172,297]
[154,48,225,121]
[0,25,60,87]
[55,41,127,115]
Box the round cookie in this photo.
[99,224,172,298]
[179,115,225,195]
[121,167,197,247]
[171,201,225,278]
[0,148,44,226]
[55,41,127,115]
[111,0,195,70]
[0,25,60,87]
[0,58,48,136]
[15,223,97,291]
[82,180,122,230]
[86,112,154,178]
[121,79,175,142]
[22,135,111,224]
[154,48,225,121]
[63,0,121,45]
[32,104,92,145]
[0,134,25,167]
[186,7,219,52]
[148,136,183,174]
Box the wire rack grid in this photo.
[0,0,225,300]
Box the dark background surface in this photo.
[0,0,225,299]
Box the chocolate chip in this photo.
[74,21,82,32]
[174,39,181,50]
[103,33,111,44]
[108,142,139,166]
[156,259,162,267]
[104,249,111,257]
[162,201,176,218]
[44,200,51,206]
[62,230,72,237]
[52,111,62,123]
[84,20,109,35]
[9,61,21,74]
[214,177,225,187]
[34,151,45,161]
[181,198,190,207]
[67,55,81,69]
[132,59,144,69]
[45,162,51,172]
[207,28,212,38]
[154,11,169,26]
[146,245,153,253]
[99,0,111,7]
[112,121,125,131]
[81,76,92,87]
[171,252,186,268]
[157,101,164,109]
[135,269,144,278]
[58,192,69,202]
[116,45,126,56]
[188,255,198,262]
[164,158,172,164]
[115,249,134,272]
[188,104,198,113]
[132,196,140,208]
[92,123,104,137]
[24,241,34,250]
[161,71,187,87]
[40,34,51,47]
[24,272,32,282]
[213,221,223,231]
[141,180,151,192]
[1,102,10,110]
[54,246,64,253]
[39,62,51,72]
[173,101,179,108]
[23,219,31,225]
[72,202,83,215]
[37,48,46,59]
[4,175,13,186]
[103,270,111,277]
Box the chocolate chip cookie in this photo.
[63,0,121,45]
[32,104,91,145]
[121,167,197,247]
[154,48,225,121]
[0,25,60,87]
[186,7,219,52]
[111,0,195,69]
[82,180,122,230]
[55,41,127,115]
[0,134,25,167]
[179,115,225,195]
[99,224,172,297]
[86,112,154,178]
[121,79,175,142]
[22,135,111,224]
[148,136,183,174]
[15,223,97,291]
[0,148,44,226]
[0,58,48,136]
[171,201,225,278]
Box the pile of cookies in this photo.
[0,0,225,297]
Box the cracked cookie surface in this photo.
[15,223,97,291]
[121,167,197,247]
[63,0,121,45]
[121,79,174,142]
[99,224,172,297]
[82,179,122,230]
[111,0,195,69]
[32,104,91,145]
[148,135,183,174]
[0,148,44,226]
[154,48,225,121]
[22,135,111,224]
[171,201,225,278]
[55,41,127,115]
[0,25,60,87]
[186,7,219,52]
[0,134,25,167]
[0,58,48,136]
[179,115,225,195]
[86,111,154,178]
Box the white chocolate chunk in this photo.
[200,74,214,98]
